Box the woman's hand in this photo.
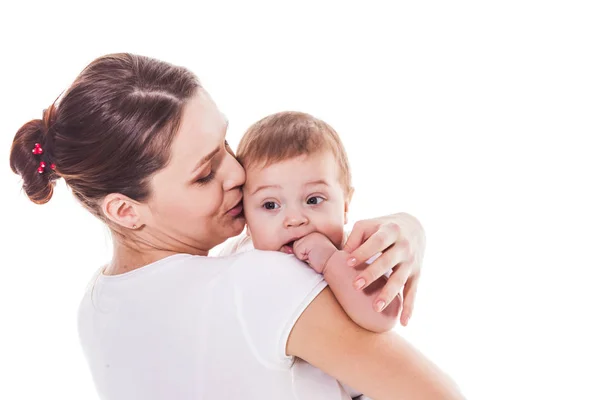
[344,213,426,326]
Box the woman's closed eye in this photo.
[306,196,325,205]
[262,201,280,210]
[195,140,230,185]
[196,170,215,184]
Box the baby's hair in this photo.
[237,111,352,194]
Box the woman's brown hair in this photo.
[9,53,200,219]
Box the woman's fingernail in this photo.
[375,300,386,312]
[347,257,357,267]
[354,278,366,290]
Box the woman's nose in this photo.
[222,153,246,191]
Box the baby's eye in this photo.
[263,201,280,210]
[307,196,324,205]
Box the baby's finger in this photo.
[292,236,310,259]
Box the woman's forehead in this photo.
[170,91,227,169]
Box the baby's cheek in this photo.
[252,234,279,251]
[246,217,280,251]
[319,222,345,249]
[331,229,345,249]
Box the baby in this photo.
[221,111,401,332]
[221,111,402,399]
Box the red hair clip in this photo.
[32,143,55,174]
[32,143,44,155]
[35,161,56,174]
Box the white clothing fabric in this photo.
[219,233,369,399]
[78,251,354,400]
[217,232,255,256]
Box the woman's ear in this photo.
[101,193,144,230]
[344,187,355,225]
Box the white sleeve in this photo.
[229,250,328,369]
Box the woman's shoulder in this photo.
[229,249,318,275]
[225,249,326,295]
[141,250,325,296]
[223,250,328,367]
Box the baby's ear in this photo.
[346,187,355,204]
[344,187,355,225]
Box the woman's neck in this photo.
[104,229,212,276]
[104,242,178,276]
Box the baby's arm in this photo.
[293,232,401,333]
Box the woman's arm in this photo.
[293,232,400,333]
[287,287,464,400]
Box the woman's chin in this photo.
[228,216,246,237]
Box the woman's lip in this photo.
[227,201,244,217]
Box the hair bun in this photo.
[9,118,59,204]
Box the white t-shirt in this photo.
[78,250,355,399]
[219,233,367,400]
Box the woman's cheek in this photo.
[190,186,223,217]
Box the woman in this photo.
[9,53,462,399]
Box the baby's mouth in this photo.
[281,240,296,254]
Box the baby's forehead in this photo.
[249,152,335,173]
[243,155,339,193]
[247,151,337,173]
[245,170,331,187]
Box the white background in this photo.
[1,1,599,399]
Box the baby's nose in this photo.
[284,213,308,228]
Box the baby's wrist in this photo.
[321,249,346,276]
[309,244,337,274]
[292,232,339,273]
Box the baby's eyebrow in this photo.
[304,179,329,187]
[251,184,282,196]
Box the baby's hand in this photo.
[292,232,338,274]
